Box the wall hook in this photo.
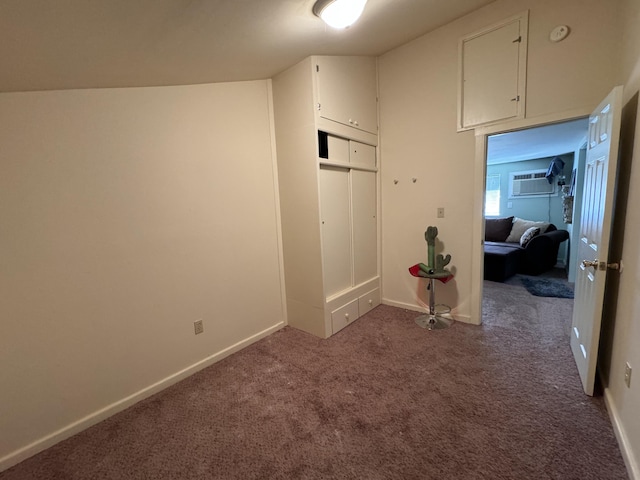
[394,179,399,184]
[412,178,417,183]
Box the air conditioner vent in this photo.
[509,169,555,197]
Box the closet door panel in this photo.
[352,170,377,285]
[319,166,352,297]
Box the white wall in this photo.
[380,0,638,475]
[601,0,640,476]
[378,0,620,320]
[0,81,286,469]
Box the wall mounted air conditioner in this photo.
[509,170,555,197]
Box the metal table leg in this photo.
[415,278,454,330]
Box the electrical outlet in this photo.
[194,319,204,335]
[437,207,445,218]
[625,363,632,388]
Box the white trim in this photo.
[604,388,640,480]
[0,322,285,473]
[266,79,289,328]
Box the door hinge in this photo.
[317,102,321,111]
[316,64,319,72]
[513,36,522,43]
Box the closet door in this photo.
[319,166,352,297]
[352,170,377,285]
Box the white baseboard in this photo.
[604,387,639,480]
[381,299,472,324]
[0,322,285,473]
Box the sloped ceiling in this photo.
[0,0,496,92]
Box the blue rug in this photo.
[520,276,574,299]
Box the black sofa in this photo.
[484,216,570,282]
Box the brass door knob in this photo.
[582,259,599,268]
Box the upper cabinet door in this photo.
[458,11,528,131]
[316,56,378,135]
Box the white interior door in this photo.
[571,86,623,396]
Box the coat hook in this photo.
[412,178,417,183]
[394,179,399,184]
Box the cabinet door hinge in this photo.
[512,36,522,43]
[316,64,319,72]
[317,102,321,111]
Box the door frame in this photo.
[470,106,593,324]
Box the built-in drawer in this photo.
[350,141,376,167]
[358,287,380,316]
[331,298,359,334]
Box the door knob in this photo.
[582,259,600,269]
[582,259,623,271]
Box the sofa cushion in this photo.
[484,244,523,282]
[485,216,514,242]
[519,226,541,247]
[506,218,550,243]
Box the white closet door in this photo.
[352,170,377,285]
[319,166,352,297]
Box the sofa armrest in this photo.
[520,229,569,275]
[539,229,570,244]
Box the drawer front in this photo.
[350,141,376,167]
[358,288,381,316]
[327,135,350,163]
[331,298,359,334]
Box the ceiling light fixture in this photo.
[313,0,368,29]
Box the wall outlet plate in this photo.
[194,319,204,335]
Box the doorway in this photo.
[483,118,589,289]
[468,110,592,325]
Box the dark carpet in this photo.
[520,276,575,299]
[0,282,627,479]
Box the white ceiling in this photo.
[487,118,590,165]
[0,0,496,93]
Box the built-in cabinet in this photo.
[315,56,378,135]
[458,11,529,131]
[272,55,380,338]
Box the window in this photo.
[485,174,501,216]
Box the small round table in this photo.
[408,264,454,330]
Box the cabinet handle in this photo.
[345,313,350,321]
[368,299,373,306]
[349,119,354,124]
